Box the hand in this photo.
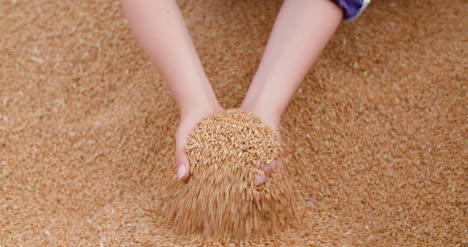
[175,104,222,180]
[240,106,282,186]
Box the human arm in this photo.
[240,0,342,185]
[120,0,221,179]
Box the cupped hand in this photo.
[240,106,282,186]
[175,105,222,180]
[254,119,282,186]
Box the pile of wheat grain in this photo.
[162,109,299,239]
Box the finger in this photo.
[257,158,282,186]
[255,175,267,186]
[175,146,191,180]
[261,159,279,177]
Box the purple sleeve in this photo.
[331,0,370,21]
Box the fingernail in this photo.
[177,165,186,180]
[255,175,267,186]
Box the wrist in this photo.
[240,101,281,129]
[180,96,221,120]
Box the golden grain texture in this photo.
[1,0,466,246]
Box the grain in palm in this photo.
[162,109,299,239]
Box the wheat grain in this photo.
[162,109,298,239]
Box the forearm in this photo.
[120,0,218,115]
[242,0,342,119]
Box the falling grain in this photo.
[162,109,299,239]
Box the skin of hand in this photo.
[242,0,342,185]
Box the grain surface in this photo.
[0,0,466,246]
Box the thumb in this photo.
[255,159,280,186]
[175,147,191,180]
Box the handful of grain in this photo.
[162,109,298,238]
